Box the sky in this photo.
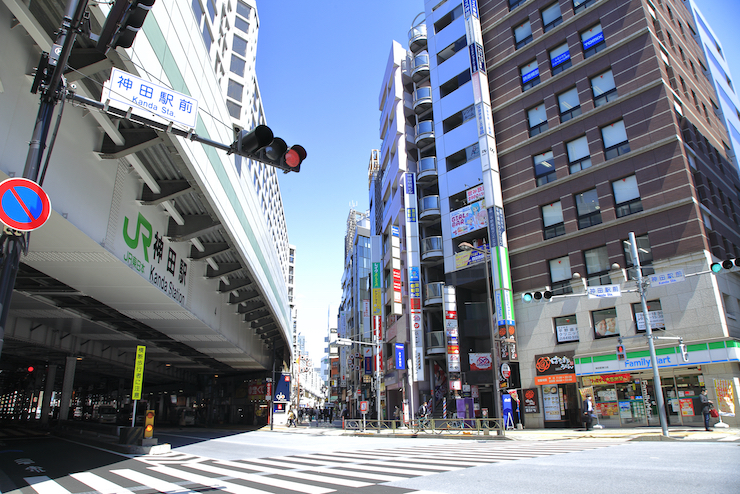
[253,0,740,365]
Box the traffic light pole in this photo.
[0,0,88,360]
[629,232,669,437]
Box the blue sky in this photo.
[253,0,740,363]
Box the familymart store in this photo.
[575,341,740,428]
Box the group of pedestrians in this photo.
[287,406,335,427]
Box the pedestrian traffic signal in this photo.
[232,125,306,173]
[616,344,626,361]
[710,258,739,273]
[96,0,156,53]
[522,290,553,302]
[144,410,155,438]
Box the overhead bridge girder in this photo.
[141,180,193,205]
[190,242,230,260]
[98,128,163,159]
[218,278,253,293]
[229,290,260,305]
[167,215,221,242]
[66,48,113,82]
[207,262,243,279]
[237,300,266,314]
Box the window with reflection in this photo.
[593,307,618,339]
[575,188,602,228]
[581,23,605,58]
[534,151,556,186]
[633,300,664,332]
[567,136,591,173]
[555,315,579,343]
[528,104,548,137]
[521,60,540,90]
[514,20,533,49]
[585,246,611,286]
[602,120,630,160]
[550,256,573,295]
[612,175,643,218]
[542,3,563,32]
[558,87,581,122]
[550,43,572,75]
[591,69,617,107]
[542,201,565,239]
[623,234,654,278]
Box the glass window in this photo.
[591,69,617,106]
[550,256,572,282]
[585,246,611,286]
[534,151,556,186]
[440,70,472,98]
[575,188,602,229]
[233,35,248,57]
[443,105,475,133]
[633,300,665,332]
[235,17,249,34]
[581,23,605,58]
[230,55,246,77]
[227,79,244,101]
[567,136,591,173]
[528,104,548,137]
[514,21,533,49]
[192,0,204,20]
[202,23,213,52]
[236,1,252,20]
[434,3,464,33]
[602,120,630,159]
[521,60,540,90]
[438,35,467,65]
[623,234,654,278]
[542,3,563,32]
[550,43,572,75]
[573,0,597,14]
[555,315,579,343]
[593,308,618,338]
[446,142,480,171]
[558,87,581,122]
[226,100,241,119]
[613,175,643,217]
[542,201,565,239]
[509,0,527,10]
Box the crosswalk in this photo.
[23,440,623,494]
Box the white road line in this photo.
[24,476,70,494]
[70,472,136,494]
[212,459,372,488]
[111,468,199,494]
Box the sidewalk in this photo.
[267,419,740,442]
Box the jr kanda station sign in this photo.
[534,351,577,385]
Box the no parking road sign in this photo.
[0,178,52,231]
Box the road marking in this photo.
[111,468,200,494]
[213,459,373,488]
[24,476,70,494]
[70,472,135,494]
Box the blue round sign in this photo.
[0,178,52,231]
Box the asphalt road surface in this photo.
[2,428,738,493]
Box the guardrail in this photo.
[342,417,505,436]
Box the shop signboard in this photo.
[534,351,576,385]
[469,353,492,371]
[679,398,695,416]
[523,388,539,413]
[450,199,487,238]
[542,385,561,420]
[714,378,736,417]
[581,373,631,386]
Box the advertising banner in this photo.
[714,378,737,417]
[450,199,487,238]
[469,353,493,371]
[523,388,539,413]
[535,351,576,385]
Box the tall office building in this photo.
[373,0,740,428]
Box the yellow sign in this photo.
[132,345,146,400]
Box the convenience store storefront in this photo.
[575,341,740,428]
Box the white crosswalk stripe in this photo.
[20,440,624,494]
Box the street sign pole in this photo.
[0,0,88,360]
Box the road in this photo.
[1,427,738,493]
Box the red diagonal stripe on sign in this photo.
[10,186,35,222]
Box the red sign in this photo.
[0,178,51,231]
[360,401,369,413]
[501,363,511,379]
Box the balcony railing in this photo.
[421,236,443,261]
[412,53,430,82]
[418,156,437,181]
[426,331,445,353]
[425,281,444,305]
[419,195,440,220]
[413,87,433,114]
[408,23,427,53]
[415,120,435,147]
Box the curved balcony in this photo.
[419,195,440,221]
[411,53,430,83]
[408,22,427,53]
[421,236,443,261]
[425,331,445,355]
[413,86,433,114]
[424,281,444,306]
[417,156,437,183]
[414,120,435,148]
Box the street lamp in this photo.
[459,242,503,424]
[335,337,382,428]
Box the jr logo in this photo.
[123,212,153,262]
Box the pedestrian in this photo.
[581,394,594,431]
[700,388,714,431]
[287,408,296,427]
[393,406,400,427]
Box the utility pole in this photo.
[0,0,88,359]
[630,232,669,437]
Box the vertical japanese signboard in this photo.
[132,345,146,400]
[403,172,424,381]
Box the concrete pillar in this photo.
[58,356,77,421]
[40,364,57,426]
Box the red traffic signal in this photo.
[97,0,156,53]
[283,145,307,172]
[616,345,626,361]
[231,125,305,173]
[27,366,35,373]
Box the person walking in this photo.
[582,395,594,431]
[700,388,714,431]
[287,408,296,428]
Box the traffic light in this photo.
[144,409,155,438]
[710,258,739,273]
[232,125,306,173]
[616,344,626,361]
[96,0,156,54]
[522,290,553,302]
